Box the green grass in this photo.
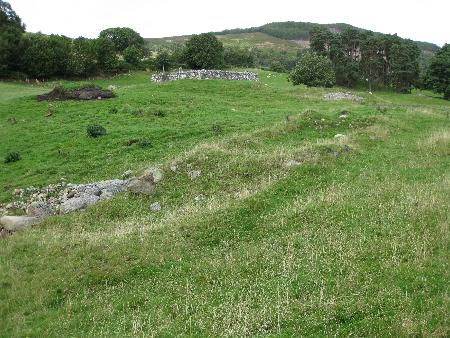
[1,71,449,337]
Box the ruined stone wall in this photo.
[151,69,259,83]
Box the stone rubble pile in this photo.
[324,92,365,101]
[0,169,163,236]
[151,69,259,83]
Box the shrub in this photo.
[86,123,107,138]
[269,61,286,73]
[139,138,153,148]
[288,52,336,88]
[153,110,166,117]
[212,124,222,132]
[109,107,119,114]
[4,150,21,163]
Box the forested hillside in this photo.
[148,21,439,74]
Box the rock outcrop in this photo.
[127,173,156,195]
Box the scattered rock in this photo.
[108,85,122,90]
[60,193,100,214]
[27,201,55,219]
[187,170,201,179]
[127,173,156,195]
[144,167,163,183]
[194,194,205,201]
[150,202,161,211]
[286,160,301,167]
[121,170,133,178]
[0,215,40,232]
[324,92,365,101]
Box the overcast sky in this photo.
[10,0,447,47]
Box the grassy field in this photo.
[1,71,449,337]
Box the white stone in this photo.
[0,215,40,232]
[150,202,161,211]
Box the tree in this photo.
[390,39,420,93]
[223,47,254,68]
[182,33,224,69]
[288,52,336,87]
[20,33,66,77]
[424,44,450,100]
[123,45,142,67]
[359,31,382,92]
[95,37,117,71]
[0,1,24,31]
[269,60,285,73]
[71,37,98,75]
[155,50,172,71]
[99,27,144,54]
[0,1,25,77]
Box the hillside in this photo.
[146,21,438,73]
[147,21,439,54]
[1,71,449,336]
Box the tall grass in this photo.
[0,71,449,337]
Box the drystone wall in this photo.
[151,69,259,83]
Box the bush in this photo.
[269,61,286,73]
[288,52,336,88]
[109,107,119,114]
[4,150,21,163]
[153,110,166,117]
[212,124,222,132]
[86,123,107,138]
[139,138,153,148]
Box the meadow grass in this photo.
[0,71,449,337]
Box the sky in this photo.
[10,0,447,47]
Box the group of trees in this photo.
[304,27,421,92]
[0,1,150,79]
[420,44,450,100]
[289,27,449,99]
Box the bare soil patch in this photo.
[36,85,115,102]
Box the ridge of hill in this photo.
[146,21,439,54]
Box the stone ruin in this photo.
[151,69,259,84]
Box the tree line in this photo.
[307,27,422,93]
[0,1,152,79]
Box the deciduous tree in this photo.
[123,45,142,67]
[95,37,117,71]
[0,1,25,77]
[423,44,450,100]
[182,33,224,69]
[20,33,66,77]
[99,27,145,54]
[288,52,335,87]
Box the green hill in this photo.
[146,21,439,72]
[147,21,439,53]
[1,71,449,336]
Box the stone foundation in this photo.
[151,69,259,83]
